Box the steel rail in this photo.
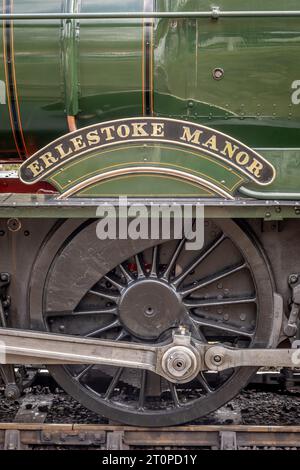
[1,424,300,449]
[0,11,300,20]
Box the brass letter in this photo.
[202,135,219,152]
[39,152,59,169]
[235,151,250,166]
[132,122,149,137]
[101,126,115,141]
[117,124,130,139]
[26,160,44,178]
[151,122,165,137]
[246,159,264,178]
[70,135,87,152]
[180,126,203,145]
[55,143,73,159]
[87,130,101,146]
[221,141,239,159]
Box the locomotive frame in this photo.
[0,2,300,426]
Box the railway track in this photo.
[1,371,300,450]
[1,423,300,450]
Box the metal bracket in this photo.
[211,7,220,19]
[285,274,300,337]
[106,431,128,450]
[220,431,237,450]
[4,430,22,450]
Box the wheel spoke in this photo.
[74,307,118,316]
[173,233,226,287]
[189,316,208,342]
[104,274,125,292]
[191,316,254,338]
[74,364,94,382]
[104,367,124,400]
[45,307,118,318]
[168,381,181,408]
[162,237,187,281]
[138,369,147,410]
[89,289,120,303]
[179,262,247,297]
[119,263,134,283]
[115,329,130,341]
[196,372,213,394]
[150,245,159,278]
[135,254,145,278]
[184,296,256,309]
[85,319,121,337]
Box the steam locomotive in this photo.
[0,1,300,427]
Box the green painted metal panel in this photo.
[0,0,145,159]
[1,0,300,201]
[155,0,300,148]
[47,143,244,197]
[0,0,299,157]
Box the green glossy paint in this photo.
[47,143,244,197]
[1,1,300,199]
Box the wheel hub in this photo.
[118,279,184,340]
[161,343,200,383]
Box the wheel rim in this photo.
[30,218,275,426]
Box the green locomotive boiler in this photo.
[0,1,300,427]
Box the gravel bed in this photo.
[1,385,300,425]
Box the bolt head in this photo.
[213,354,223,364]
[4,384,20,400]
[290,275,298,284]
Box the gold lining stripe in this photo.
[57,166,234,200]
[3,0,29,158]
[77,174,214,197]
[50,144,243,192]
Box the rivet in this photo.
[7,218,21,232]
[212,68,224,80]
